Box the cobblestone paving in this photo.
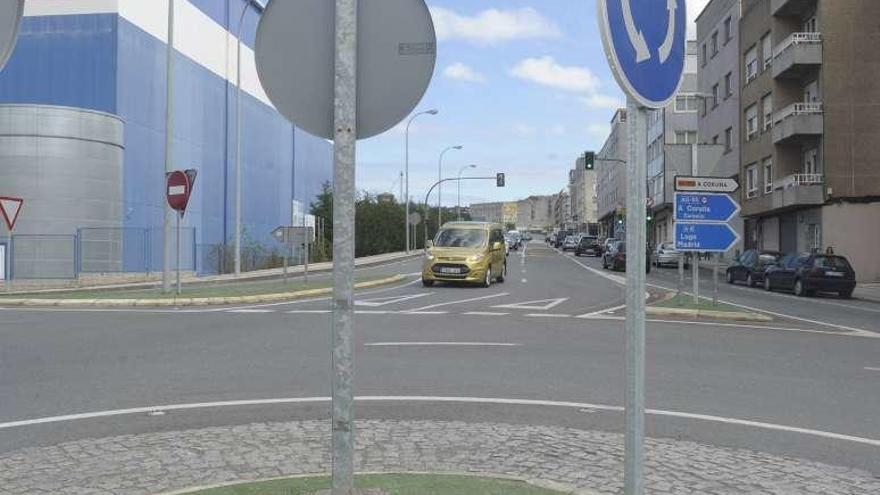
[1,420,878,495]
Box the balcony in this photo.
[772,0,816,17]
[768,174,825,210]
[772,102,823,145]
[773,33,822,79]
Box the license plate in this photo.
[441,267,460,274]
[825,271,843,277]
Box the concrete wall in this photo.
[822,202,880,282]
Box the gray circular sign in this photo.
[408,212,421,225]
[0,0,24,71]
[256,0,436,140]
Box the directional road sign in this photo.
[675,176,740,193]
[0,0,24,71]
[272,226,315,246]
[675,222,740,253]
[255,0,436,140]
[674,192,741,223]
[597,0,687,108]
[0,196,23,231]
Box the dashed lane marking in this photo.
[365,342,520,347]
[864,367,880,371]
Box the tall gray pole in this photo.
[162,0,175,294]
[176,212,181,295]
[331,0,357,492]
[234,2,249,278]
[456,164,475,221]
[713,252,719,307]
[693,253,700,305]
[437,145,462,228]
[624,98,647,495]
[677,253,684,304]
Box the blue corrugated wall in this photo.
[0,5,332,273]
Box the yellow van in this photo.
[421,222,507,288]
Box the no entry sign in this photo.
[166,169,197,215]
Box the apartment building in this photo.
[597,109,628,239]
[568,155,599,233]
[469,201,518,227]
[740,0,880,281]
[553,190,572,230]
[516,195,555,232]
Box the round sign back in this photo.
[255,0,436,140]
[0,0,25,71]
[597,0,687,109]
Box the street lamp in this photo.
[437,145,463,227]
[405,109,438,253]
[234,0,266,277]
[457,164,477,220]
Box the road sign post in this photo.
[598,1,686,493]
[0,196,23,288]
[255,0,435,491]
[166,170,197,296]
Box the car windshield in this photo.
[434,228,487,248]
[758,253,780,264]
[814,256,852,271]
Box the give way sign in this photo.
[0,196,23,231]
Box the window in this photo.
[711,84,719,108]
[711,32,719,57]
[762,94,773,131]
[675,94,697,112]
[804,148,819,175]
[746,104,758,141]
[701,43,708,66]
[804,16,817,33]
[745,45,758,82]
[724,127,733,152]
[724,72,733,99]
[763,157,773,194]
[761,33,772,70]
[746,164,758,198]
[675,131,697,145]
[724,16,732,44]
[701,97,708,117]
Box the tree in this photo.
[310,182,333,259]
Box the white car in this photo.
[654,242,684,267]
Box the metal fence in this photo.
[2,227,197,281]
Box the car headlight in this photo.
[467,253,486,263]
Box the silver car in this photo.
[654,242,684,267]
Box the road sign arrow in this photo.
[674,222,740,253]
[674,193,741,223]
[621,0,650,62]
[658,0,677,63]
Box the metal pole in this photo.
[176,213,181,295]
[437,146,462,228]
[405,120,410,253]
[624,98,646,495]
[677,252,684,305]
[304,215,310,284]
[234,1,251,278]
[693,253,700,306]
[713,253,719,307]
[457,174,462,220]
[162,0,175,293]
[283,241,288,284]
[331,0,357,492]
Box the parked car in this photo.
[575,235,601,256]
[601,237,619,256]
[763,253,856,298]
[561,235,579,251]
[421,222,507,288]
[522,234,533,242]
[554,231,573,248]
[548,233,557,245]
[653,242,684,268]
[504,233,520,251]
[602,240,651,273]
[726,249,782,287]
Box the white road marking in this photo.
[227,309,275,313]
[565,255,626,285]
[400,311,448,315]
[463,311,509,316]
[525,313,571,318]
[493,298,568,311]
[355,293,432,307]
[354,310,394,315]
[365,342,520,347]
[521,279,528,283]
[577,305,626,318]
[3,396,878,448]
[864,367,880,371]
[404,292,509,312]
[286,310,332,314]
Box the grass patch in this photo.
[653,294,744,313]
[182,474,566,495]
[2,273,395,300]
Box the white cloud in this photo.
[513,124,538,137]
[431,7,561,45]
[547,124,566,136]
[443,62,487,83]
[509,56,601,93]
[587,123,611,139]
[578,93,624,110]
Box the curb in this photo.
[0,275,407,308]
[646,305,772,322]
[156,471,599,495]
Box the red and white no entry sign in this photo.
[166,169,197,215]
[0,196,24,231]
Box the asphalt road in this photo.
[1,241,878,474]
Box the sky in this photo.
[356,0,710,207]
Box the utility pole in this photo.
[162,0,175,293]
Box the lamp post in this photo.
[234,0,265,277]
[437,145,463,228]
[162,0,175,293]
[405,109,438,253]
[457,164,476,220]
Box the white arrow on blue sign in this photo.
[675,222,740,253]
[597,0,687,108]
[674,192,741,223]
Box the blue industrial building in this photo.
[0,0,332,274]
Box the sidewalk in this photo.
[855,283,880,303]
[1,419,877,495]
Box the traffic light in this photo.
[496,173,505,187]
[584,151,595,170]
